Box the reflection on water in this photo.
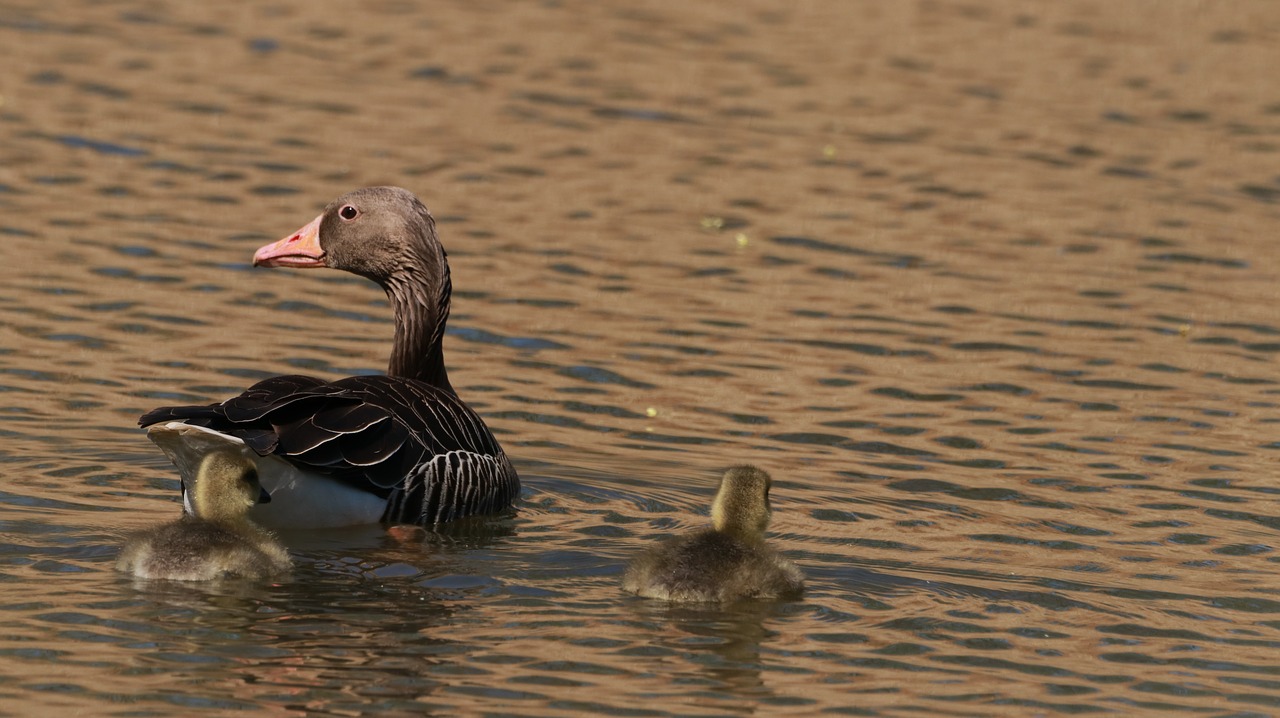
[2,0,1280,714]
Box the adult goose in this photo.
[140,187,519,528]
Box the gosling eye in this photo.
[338,204,360,221]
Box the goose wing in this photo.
[139,374,518,525]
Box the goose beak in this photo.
[253,214,326,268]
[257,487,273,504]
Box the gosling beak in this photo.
[257,487,273,504]
[253,214,326,268]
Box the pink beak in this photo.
[253,215,326,268]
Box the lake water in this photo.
[2,1,1279,715]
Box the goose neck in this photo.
[385,267,453,392]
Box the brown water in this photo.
[1,0,1279,714]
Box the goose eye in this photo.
[338,205,359,220]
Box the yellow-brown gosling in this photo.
[117,449,292,581]
[623,465,804,603]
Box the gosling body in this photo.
[118,449,292,581]
[623,465,804,603]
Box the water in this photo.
[1,0,1279,714]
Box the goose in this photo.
[140,187,519,528]
[623,465,804,603]
[117,448,292,580]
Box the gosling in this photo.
[117,449,292,581]
[623,465,804,603]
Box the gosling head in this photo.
[709,465,773,541]
[186,449,270,523]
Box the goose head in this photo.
[251,186,454,388]
[187,449,270,523]
[252,186,445,286]
[709,465,773,541]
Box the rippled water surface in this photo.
[2,1,1280,715]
